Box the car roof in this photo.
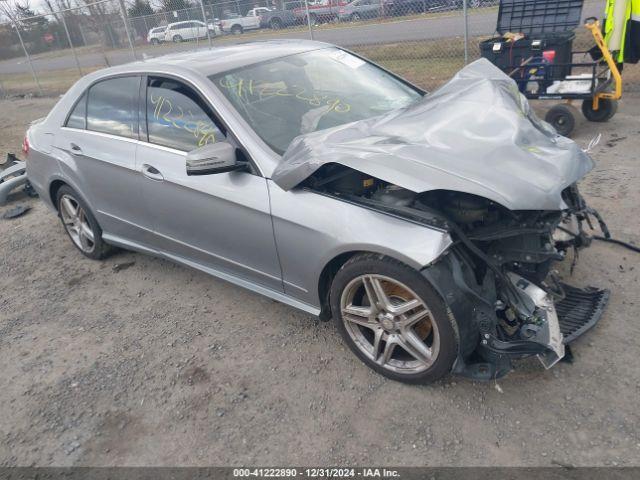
[168,20,202,25]
[104,40,331,77]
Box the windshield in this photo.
[210,48,423,154]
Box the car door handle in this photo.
[142,164,164,181]
[70,143,82,155]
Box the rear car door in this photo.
[57,75,153,247]
[135,75,283,291]
[184,22,197,40]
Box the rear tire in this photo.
[150,38,159,45]
[172,34,183,43]
[231,25,243,35]
[56,185,112,260]
[351,13,361,21]
[545,104,576,137]
[582,98,617,122]
[330,253,458,384]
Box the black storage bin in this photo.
[480,0,584,82]
[480,32,575,81]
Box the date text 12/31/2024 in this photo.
[232,468,400,478]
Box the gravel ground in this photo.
[0,95,639,467]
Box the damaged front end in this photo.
[272,58,610,379]
[305,171,609,379]
[413,185,610,379]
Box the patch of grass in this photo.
[0,67,101,97]
[351,37,475,89]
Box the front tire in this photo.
[56,185,112,260]
[172,34,183,43]
[330,254,458,384]
[150,38,160,45]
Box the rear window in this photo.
[65,93,86,129]
[86,76,139,138]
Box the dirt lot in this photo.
[0,94,639,467]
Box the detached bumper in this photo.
[0,160,27,205]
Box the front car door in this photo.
[195,21,208,37]
[135,75,283,291]
[56,75,153,247]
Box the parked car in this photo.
[387,0,453,16]
[450,0,498,8]
[293,0,348,24]
[338,0,389,21]
[259,5,300,29]
[25,41,608,384]
[146,26,167,45]
[220,7,272,34]
[163,20,218,43]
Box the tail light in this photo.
[339,8,345,13]
[22,135,29,156]
[543,50,556,62]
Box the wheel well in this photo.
[49,179,67,210]
[317,251,360,321]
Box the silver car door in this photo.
[56,75,154,247]
[135,75,283,291]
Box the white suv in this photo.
[147,26,167,45]
[164,21,217,43]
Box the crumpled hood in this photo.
[272,58,594,211]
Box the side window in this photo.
[146,77,224,152]
[86,76,139,138]
[66,92,87,129]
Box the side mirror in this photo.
[185,142,245,176]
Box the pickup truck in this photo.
[293,0,349,24]
[220,7,272,34]
[259,4,300,29]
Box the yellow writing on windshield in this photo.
[219,77,351,114]
[150,92,217,147]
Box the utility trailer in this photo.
[480,0,622,137]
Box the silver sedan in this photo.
[25,40,608,384]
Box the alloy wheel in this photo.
[59,194,96,254]
[340,274,439,374]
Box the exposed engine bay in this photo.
[305,165,610,379]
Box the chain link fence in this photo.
[0,0,637,98]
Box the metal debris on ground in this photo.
[112,261,136,273]
[2,153,19,166]
[2,204,31,219]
